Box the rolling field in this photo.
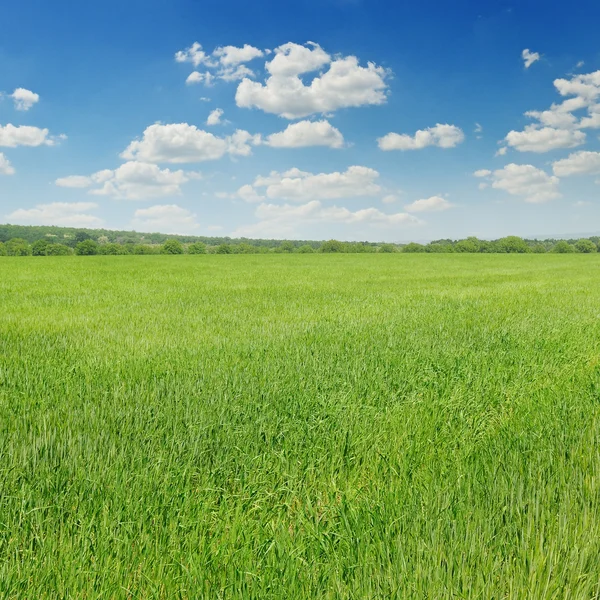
[2,254,600,598]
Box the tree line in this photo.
[0,230,600,256]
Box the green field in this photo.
[2,255,600,598]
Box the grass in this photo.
[1,254,600,598]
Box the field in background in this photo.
[2,254,600,598]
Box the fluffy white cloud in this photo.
[0,124,62,147]
[218,65,255,82]
[265,120,344,148]
[56,162,200,200]
[186,71,214,86]
[236,184,265,203]
[206,108,224,126]
[552,151,600,177]
[0,152,15,175]
[522,49,540,69]
[504,126,585,152]
[243,165,381,203]
[175,42,209,67]
[213,44,263,66]
[404,196,453,212]
[235,42,388,119]
[475,164,560,203]
[5,202,103,227]
[131,204,200,234]
[382,194,399,204]
[121,123,260,164]
[11,88,40,111]
[232,200,420,238]
[378,124,464,151]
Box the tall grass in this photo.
[1,254,600,598]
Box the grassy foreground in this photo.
[1,254,600,598]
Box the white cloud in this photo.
[11,88,40,111]
[574,200,591,207]
[522,49,541,69]
[382,194,399,204]
[213,44,263,66]
[235,42,388,119]
[476,163,560,203]
[5,202,103,227]
[404,196,453,213]
[218,65,255,82]
[206,108,224,126]
[378,124,465,151]
[55,175,95,188]
[0,124,62,147]
[244,165,381,203]
[552,151,600,177]
[175,42,209,67]
[0,153,15,175]
[265,120,344,148]
[236,184,265,203]
[121,123,260,164]
[504,125,585,152]
[186,71,215,86]
[232,200,420,238]
[132,204,200,234]
[495,147,508,157]
[56,162,200,201]
[475,123,483,133]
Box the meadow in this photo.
[1,254,600,599]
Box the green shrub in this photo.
[320,239,345,253]
[187,242,207,254]
[552,240,576,254]
[216,244,233,254]
[378,243,397,253]
[32,239,50,256]
[297,245,315,253]
[402,242,426,253]
[575,239,597,253]
[5,238,32,256]
[45,243,73,256]
[160,240,185,255]
[75,240,99,255]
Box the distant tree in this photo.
[454,237,480,253]
[402,242,426,253]
[160,239,184,255]
[97,235,109,245]
[99,243,123,255]
[552,240,576,253]
[74,231,92,244]
[320,239,345,253]
[46,243,72,256]
[215,244,233,254]
[132,244,158,255]
[5,238,32,256]
[297,244,315,253]
[75,239,99,255]
[0,241,6,256]
[575,239,597,253]
[234,243,258,254]
[32,239,50,256]
[378,243,397,253]
[187,242,207,254]
[279,241,295,253]
[531,243,547,254]
[495,236,530,253]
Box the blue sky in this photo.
[1,0,600,242]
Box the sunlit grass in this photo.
[1,254,600,598]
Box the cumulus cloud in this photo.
[5,202,103,227]
[404,196,453,212]
[0,152,15,175]
[378,124,465,151]
[235,42,388,119]
[121,123,260,164]
[475,163,560,203]
[504,126,585,152]
[56,162,200,201]
[0,124,63,147]
[206,108,224,126]
[232,200,420,238]
[522,49,541,69]
[241,165,381,203]
[132,204,200,234]
[265,120,344,148]
[382,194,399,204]
[186,71,215,86]
[11,88,40,111]
[552,151,600,177]
[177,42,264,83]
[213,44,263,66]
